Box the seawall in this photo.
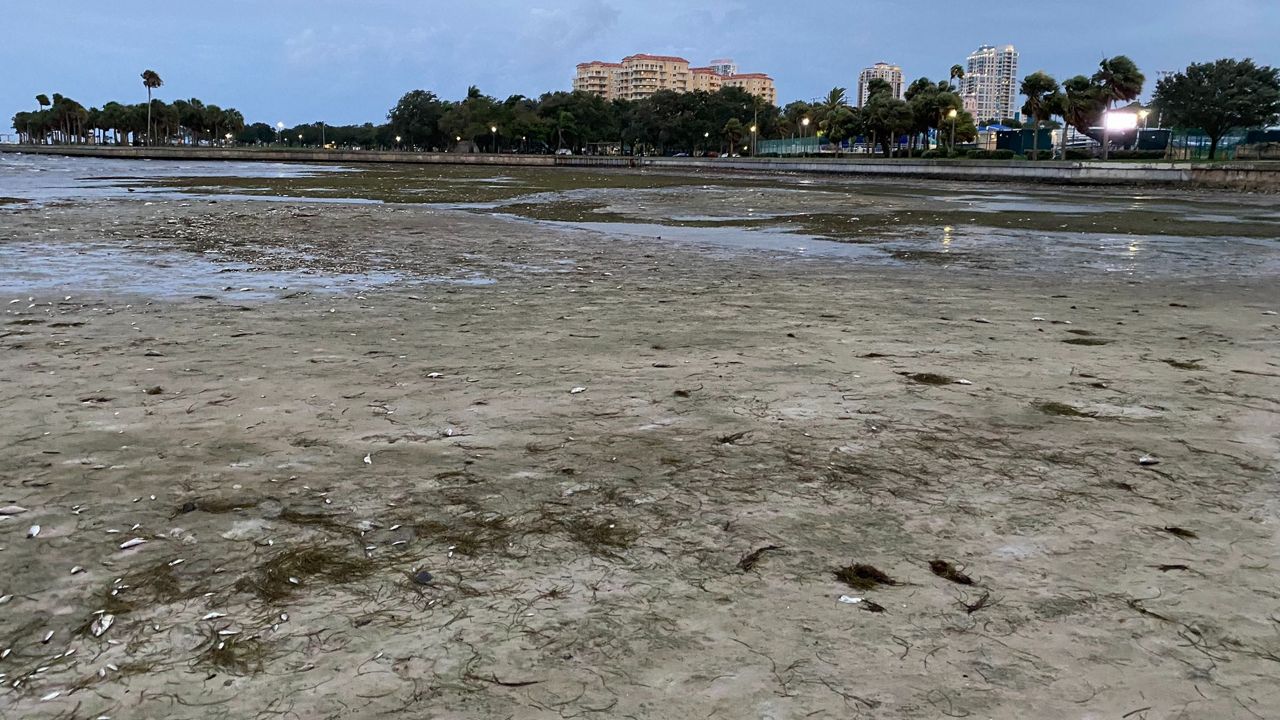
[3,144,1277,190]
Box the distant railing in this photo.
[554,155,637,168]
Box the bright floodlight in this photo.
[947,109,958,119]
[801,117,810,127]
[1104,112,1138,131]
[276,122,284,129]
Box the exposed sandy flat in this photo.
[1,184,1278,719]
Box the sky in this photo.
[3,0,1278,131]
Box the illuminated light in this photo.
[1104,112,1139,131]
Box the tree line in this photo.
[11,59,1278,160]
[12,70,246,147]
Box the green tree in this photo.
[1153,58,1280,160]
[141,69,163,145]
[821,106,861,156]
[863,91,913,157]
[723,117,745,154]
[949,64,965,91]
[1092,56,1144,159]
[1020,71,1059,159]
[388,90,445,149]
[36,94,50,113]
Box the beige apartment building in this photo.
[857,62,904,106]
[723,73,777,105]
[961,44,1020,122]
[574,55,776,103]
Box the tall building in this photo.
[708,58,738,77]
[961,44,1019,123]
[574,54,776,103]
[857,62,904,107]
[724,73,777,105]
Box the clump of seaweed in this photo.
[833,564,899,591]
[234,544,373,601]
[929,560,975,585]
[738,545,782,572]
[1034,401,1096,418]
[192,626,273,675]
[414,513,514,556]
[1162,358,1204,370]
[87,559,201,619]
[559,516,637,556]
[1062,337,1111,346]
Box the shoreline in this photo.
[2,187,1278,720]
[6,142,1280,190]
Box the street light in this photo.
[947,108,958,151]
[490,125,498,154]
[395,135,401,150]
[801,117,811,157]
[276,121,284,145]
[749,124,757,157]
[1138,109,1151,129]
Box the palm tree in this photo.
[1092,56,1144,159]
[949,65,966,91]
[36,94,50,112]
[141,69,163,146]
[1020,71,1059,160]
[812,88,848,148]
[1053,75,1106,160]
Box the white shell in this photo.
[570,387,586,394]
[0,506,28,515]
[202,612,226,620]
[41,691,61,702]
[119,538,147,549]
[27,525,40,538]
[91,613,115,637]
[1138,455,1160,466]
[838,595,863,604]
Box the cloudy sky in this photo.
[3,0,1277,129]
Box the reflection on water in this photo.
[0,242,491,300]
[0,153,347,206]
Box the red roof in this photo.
[622,53,690,64]
[727,73,772,80]
[577,61,621,68]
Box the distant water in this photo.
[0,152,347,206]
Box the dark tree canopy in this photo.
[1154,58,1280,159]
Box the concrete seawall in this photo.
[4,144,1278,190]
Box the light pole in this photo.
[490,125,497,154]
[947,108,958,152]
[276,121,284,145]
[749,124,757,157]
[703,130,709,156]
[297,134,302,147]
[395,135,401,150]
[801,117,810,157]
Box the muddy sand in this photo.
[2,165,1279,719]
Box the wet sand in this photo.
[2,172,1279,719]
